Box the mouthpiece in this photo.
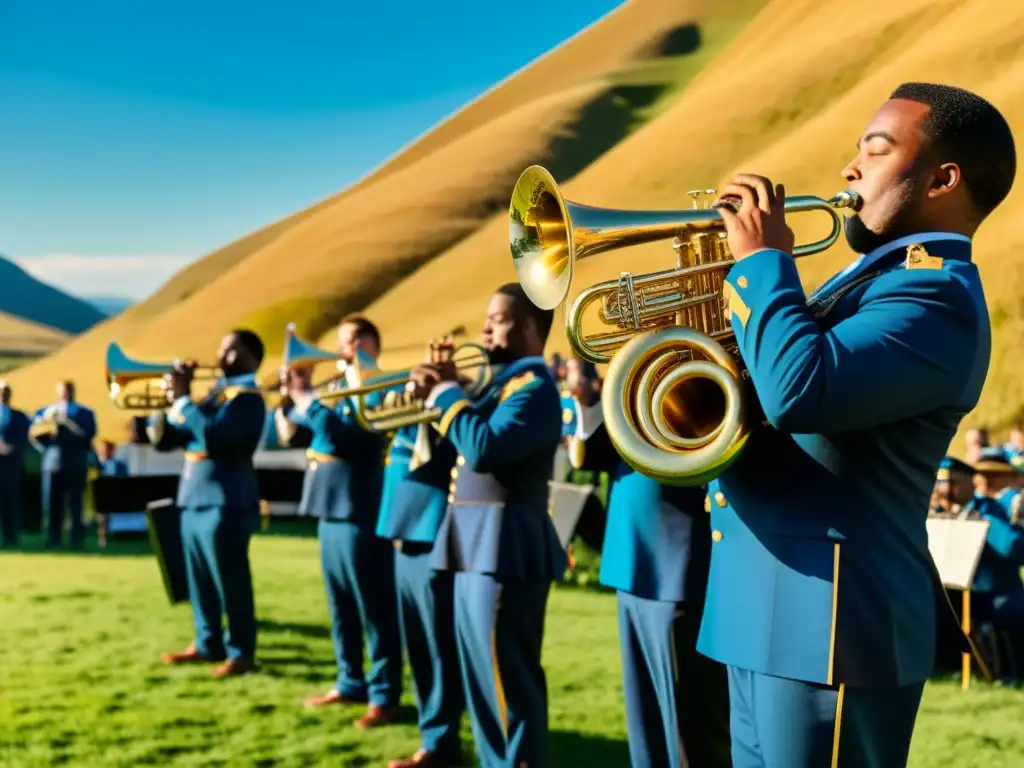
[834,190,863,212]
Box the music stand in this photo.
[927,517,992,689]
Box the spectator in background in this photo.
[1003,423,1024,463]
[0,381,30,549]
[547,353,565,384]
[966,427,991,464]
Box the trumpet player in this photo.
[698,83,1014,766]
[152,330,267,678]
[377,343,466,768]
[31,380,97,549]
[409,283,563,768]
[0,381,30,549]
[277,315,402,729]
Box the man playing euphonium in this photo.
[700,83,1015,765]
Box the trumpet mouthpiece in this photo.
[838,190,863,212]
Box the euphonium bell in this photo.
[104,342,220,410]
[508,165,861,486]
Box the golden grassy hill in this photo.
[4,0,765,435]
[0,312,69,360]
[8,0,1024,451]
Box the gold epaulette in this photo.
[500,371,537,402]
[905,243,944,270]
[221,386,261,402]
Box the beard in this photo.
[843,168,924,254]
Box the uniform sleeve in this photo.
[81,410,98,443]
[434,379,561,473]
[983,510,1024,566]
[179,394,266,453]
[724,249,980,434]
[147,400,191,452]
[305,399,388,460]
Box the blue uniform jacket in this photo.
[964,495,1024,598]
[285,389,389,526]
[600,462,711,604]
[0,406,30,485]
[429,355,566,581]
[376,424,458,543]
[32,402,97,476]
[698,234,989,688]
[148,379,266,510]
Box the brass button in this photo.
[704,495,711,513]
[712,530,723,542]
[737,276,748,289]
[447,493,455,503]
[457,455,466,466]
[450,468,458,479]
[309,460,318,471]
[714,491,727,507]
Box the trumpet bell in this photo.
[283,323,342,370]
[105,342,174,389]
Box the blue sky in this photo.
[0,1,622,299]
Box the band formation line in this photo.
[1,82,1020,768]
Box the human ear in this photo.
[927,162,961,200]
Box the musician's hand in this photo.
[713,174,795,260]
[165,361,195,401]
[409,364,442,400]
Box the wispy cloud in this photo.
[9,253,196,300]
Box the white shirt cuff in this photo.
[575,400,604,440]
[426,381,462,408]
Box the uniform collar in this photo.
[811,232,972,302]
[490,355,548,389]
[219,373,257,389]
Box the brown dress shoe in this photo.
[301,689,366,709]
[355,703,395,730]
[209,658,255,678]
[387,748,458,768]
[160,643,220,665]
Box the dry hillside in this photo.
[0,312,68,358]
[8,0,1023,451]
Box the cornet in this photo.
[105,342,221,410]
[509,165,860,485]
[319,342,494,433]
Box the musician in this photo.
[410,283,564,768]
[702,83,1015,765]
[32,380,97,549]
[151,330,266,678]
[0,381,30,548]
[276,315,402,729]
[934,457,1024,675]
[564,367,730,765]
[972,448,1023,523]
[377,403,465,766]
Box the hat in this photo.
[973,447,1017,474]
[937,456,974,481]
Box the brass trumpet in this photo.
[509,165,860,485]
[319,342,494,432]
[105,342,220,410]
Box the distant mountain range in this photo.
[0,254,106,337]
[84,296,133,316]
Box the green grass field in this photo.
[2,532,1023,767]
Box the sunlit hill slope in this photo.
[8,0,1023,447]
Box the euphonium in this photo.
[105,342,221,410]
[509,165,861,485]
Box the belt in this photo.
[184,451,208,463]
[306,450,339,464]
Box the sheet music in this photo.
[926,517,990,590]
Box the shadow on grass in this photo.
[2,531,153,557]
[258,617,331,640]
[550,729,630,765]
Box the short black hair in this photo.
[497,283,555,343]
[341,314,382,351]
[890,82,1016,217]
[230,329,265,366]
